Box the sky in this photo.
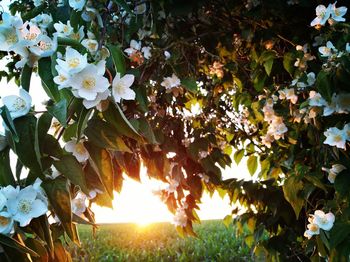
[0,0,253,224]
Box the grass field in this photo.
[70,220,251,261]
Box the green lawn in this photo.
[69,220,251,262]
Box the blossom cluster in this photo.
[310,2,347,27]
[0,12,57,68]
[261,98,288,148]
[0,179,48,234]
[304,210,335,239]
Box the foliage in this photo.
[0,0,349,260]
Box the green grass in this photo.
[69,220,251,262]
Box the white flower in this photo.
[172,208,187,227]
[141,46,152,59]
[0,212,14,234]
[29,34,57,57]
[268,116,288,140]
[313,210,335,231]
[1,88,32,119]
[32,178,48,207]
[330,2,347,22]
[278,88,298,104]
[65,138,89,163]
[7,186,48,227]
[0,27,20,51]
[134,3,147,14]
[31,14,53,29]
[17,21,42,47]
[82,38,98,54]
[310,4,331,26]
[112,73,135,103]
[319,41,337,57]
[164,51,171,60]
[322,164,346,183]
[72,192,87,216]
[161,74,181,90]
[343,123,350,140]
[70,63,110,101]
[346,43,350,53]
[83,89,110,109]
[54,21,73,37]
[53,65,71,90]
[69,0,86,11]
[124,39,141,55]
[304,222,320,239]
[56,47,88,74]
[323,127,347,150]
[0,191,7,211]
[309,91,327,107]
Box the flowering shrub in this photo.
[0,0,350,260]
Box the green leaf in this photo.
[53,155,90,195]
[47,99,67,127]
[181,78,198,94]
[84,119,131,152]
[316,71,332,102]
[70,10,82,29]
[42,178,72,223]
[282,176,304,219]
[0,148,15,186]
[57,37,86,53]
[136,118,158,144]
[38,58,60,102]
[34,113,52,171]
[0,234,39,258]
[330,222,350,249]
[316,235,327,258]
[12,116,42,175]
[334,171,350,197]
[108,45,126,75]
[234,149,244,165]
[0,106,18,142]
[135,86,149,112]
[247,155,258,176]
[76,107,93,141]
[253,70,266,92]
[103,103,142,141]
[85,143,114,199]
[20,64,32,92]
[263,58,274,76]
[283,52,295,75]
[112,0,132,14]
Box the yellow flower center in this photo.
[88,42,97,50]
[116,84,126,95]
[82,77,96,90]
[75,143,86,155]
[58,74,67,82]
[6,32,17,45]
[334,135,342,142]
[39,41,51,51]
[68,58,80,68]
[309,224,318,232]
[18,199,32,214]
[13,97,26,111]
[0,216,9,227]
[63,25,70,33]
